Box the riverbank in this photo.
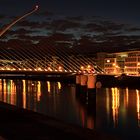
[0,102,120,140]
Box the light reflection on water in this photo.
[1,79,140,136]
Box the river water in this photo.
[0,79,140,138]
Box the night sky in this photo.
[1,0,140,53]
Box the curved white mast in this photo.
[0,5,39,37]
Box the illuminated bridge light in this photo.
[34,69,37,71]
[78,70,81,73]
[58,66,62,70]
[37,67,42,71]
[45,69,48,71]
[48,67,52,71]
[55,69,58,72]
[65,70,67,72]
[87,65,91,69]
[80,66,84,70]
[6,68,10,70]
[18,68,21,71]
[59,69,63,72]
[23,68,26,71]
[83,70,86,74]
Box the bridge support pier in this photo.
[80,75,88,86]
[76,75,81,85]
[76,74,98,94]
[87,74,96,90]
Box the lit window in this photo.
[107,60,110,63]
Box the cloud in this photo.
[6,28,37,36]
[50,19,81,31]
[17,20,41,29]
[2,13,140,53]
[38,11,54,16]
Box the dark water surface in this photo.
[0,79,140,139]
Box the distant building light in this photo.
[107,60,110,63]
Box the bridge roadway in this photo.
[0,70,76,81]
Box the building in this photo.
[97,51,140,75]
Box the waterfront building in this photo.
[97,51,140,75]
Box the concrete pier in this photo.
[80,75,88,86]
[87,75,96,89]
[76,75,81,85]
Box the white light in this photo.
[35,5,39,10]
[107,60,110,63]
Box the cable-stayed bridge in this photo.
[0,5,104,78]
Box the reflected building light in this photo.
[10,80,13,93]
[136,89,140,127]
[124,88,129,108]
[22,80,26,108]
[47,81,51,93]
[106,88,110,119]
[111,87,120,128]
[37,81,41,101]
[10,80,16,105]
[57,82,61,90]
[7,80,11,104]
[0,79,2,99]
[3,79,6,102]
